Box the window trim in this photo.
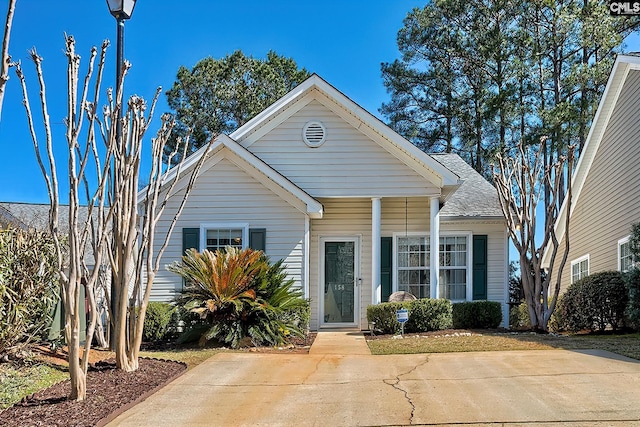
[570,254,590,284]
[439,232,473,302]
[199,223,249,252]
[392,231,472,301]
[618,235,632,272]
[393,232,431,299]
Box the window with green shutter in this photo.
[249,228,266,252]
[472,235,488,300]
[380,237,392,302]
[182,228,200,254]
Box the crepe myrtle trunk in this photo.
[492,138,574,332]
[17,36,213,399]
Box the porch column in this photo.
[372,197,381,304]
[430,196,440,299]
[304,215,310,299]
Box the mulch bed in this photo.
[0,358,186,427]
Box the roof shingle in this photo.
[431,153,503,219]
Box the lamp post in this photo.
[106,0,136,350]
[106,0,136,103]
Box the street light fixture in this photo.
[106,0,136,19]
[106,0,136,98]
[106,0,136,351]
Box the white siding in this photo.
[247,99,441,198]
[308,197,508,330]
[150,157,306,302]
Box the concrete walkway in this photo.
[108,332,640,426]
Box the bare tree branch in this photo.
[0,0,16,120]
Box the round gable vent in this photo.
[303,121,326,147]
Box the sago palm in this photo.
[169,247,267,347]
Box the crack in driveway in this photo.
[383,356,430,425]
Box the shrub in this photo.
[367,298,453,334]
[405,298,453,332]
[142,302,175,342]
[0,228,59,356]
[170,248,309,348]
[509,302,531,329]
[557,279,590,332]
[559,271,628,332]
[547,296,564,332]
[452,301,502,329]
[367,302,408,334]
[625,268,640,329]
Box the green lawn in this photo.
[367,330,640,360]
[0,363,68,410]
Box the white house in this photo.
[150,74,509,330]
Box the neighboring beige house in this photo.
[150,74,509,330]
[543,54,640,290]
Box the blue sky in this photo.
[1,1,639,205]
[0,0,424,203]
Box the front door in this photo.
[321,237,359,327]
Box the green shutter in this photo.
[473,235,488,300]
[249,228,266,252]
[182,228,200,254]
[381,237,393,302]
[48,284,86,344]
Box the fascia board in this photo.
[138,134,323,218]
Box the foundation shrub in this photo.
[452,301,502,329]
[142,302,175,342]
[367,298,453,334]
[405,298,453,332]
[559,271,628,332]
[627,268,640,330]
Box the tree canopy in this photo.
[166,50,310,159]
[381,0,640,178]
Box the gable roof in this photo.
[184,74,460,191]
[431,154,503,219]
[166,134,324,219]
[542,54,640,267]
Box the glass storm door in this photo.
[322,238,358,326]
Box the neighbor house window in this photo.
[439,236,468,300]
[571,255,589,284]
[619,236,632,272]
[397,236,430,298]
[200,223,248,253]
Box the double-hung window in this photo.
[619,236,633,272]
[439,236,468,300]
[397,236,430,298]
[395,234,470,300]
[200,223,248,253]
[570,255,589,284]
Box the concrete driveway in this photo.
[108,332,640,426]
